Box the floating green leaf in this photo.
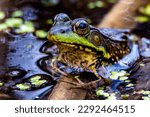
[139,4,150,16]
[140,63,145,67]
[30,75,47,86]
[87,1,104,9]
[126,83,134,87]
[96,89,104,96]
[121,94,129,99]
[12,10,23,17]
[46,19,53,25]
[142,96,150,100]
[135,16,149,23]
[110,70,129,80]
[16,84,31,90]
[107,0,117,3]
[30,76,41,82]
[31,80,47,86]
[140,90,150,95]
[95,1,104,8]
[0,23,8,31]
[5,18,23,27]
[0,82,4,86]
[106,94,117,100]
[35,30,47,38]
[87,2,95,9]
[0,11,5,20]
[103,92,110,97]
[119,76,128,81]
[16,21,35,33]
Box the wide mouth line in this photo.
[53,41,99,52]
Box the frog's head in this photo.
[47,13,110,59]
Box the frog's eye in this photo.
[90,30,102,46]
[54,13,71,24]
[73,20,90,35]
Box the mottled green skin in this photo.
[47,13,139,78]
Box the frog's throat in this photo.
[47,34,111,59]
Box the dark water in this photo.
[0,32,58,99]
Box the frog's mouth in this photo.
[57,41,97,53]
[47,33,110,59]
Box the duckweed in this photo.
[12,10,23,17]
[30,75,47,86]
[95,1,104,8]
[140,90,150,95]
[121,94,129,99]
[31,80,47,86]
[126,83,134,87]
[15,21,35,33]
[5,18,23,27]
[124,79,131,83]
[142,96,150,100]
[135,16,149,23]
[87,1,104,9]
[136,4,150,22]
[0,11,5,20]
[103,92,109,97]
[106,94,117,100]
[110,70,129,80]
[35,30,47,38]
[96,89,104,96]
[140,63,145,67]
[107,0,117,3]
[30,75,41,82]
[119,76,128,81]
[139,4,150,16]
[16,83,31,90]
[0,23,8,31]
[0,82,4,86]
[46,19,53,25]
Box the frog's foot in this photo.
[71,74,108,89]
[50,58,67,76]
[60,75,106,90]
[71,79,102,89]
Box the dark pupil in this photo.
[79,22,87,29]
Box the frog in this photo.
[47,13,149,85]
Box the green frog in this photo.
[47,13,148,83]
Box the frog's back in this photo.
[99,28,130,42]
